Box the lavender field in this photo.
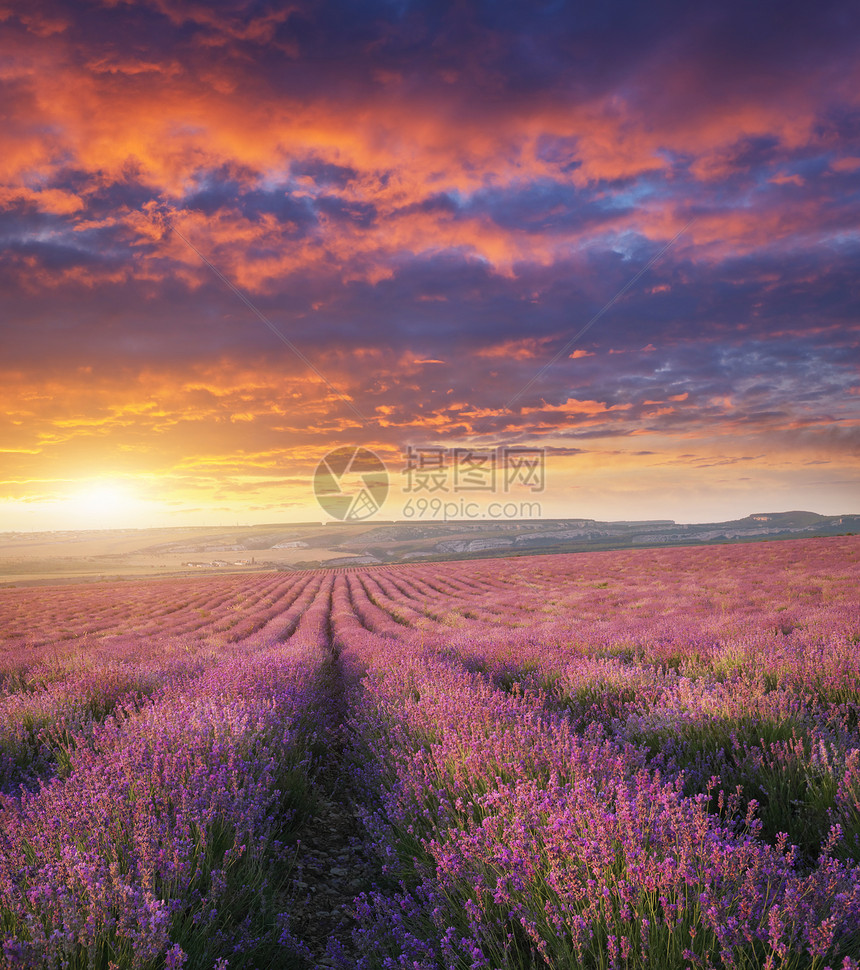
[1,536,859,970]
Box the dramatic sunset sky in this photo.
[2,0,859,530]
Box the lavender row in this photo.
[0,570,298,662]
[339,628,860,969]
[418,573,860,861]
[0,638,330,969]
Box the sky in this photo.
[1,0,859,531]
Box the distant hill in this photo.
[1,511,857,583]
[740,511,829,528]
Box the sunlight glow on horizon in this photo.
[66,482,141,524]
[0,452,857,533]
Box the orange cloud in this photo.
[831,157,860,173]
[0,186,84,214]
[2,6,854,289]
[477,338,553,360]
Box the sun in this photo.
[66,481,140,527]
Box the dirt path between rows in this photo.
[291,790,378,965]
[288,638,381,967]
